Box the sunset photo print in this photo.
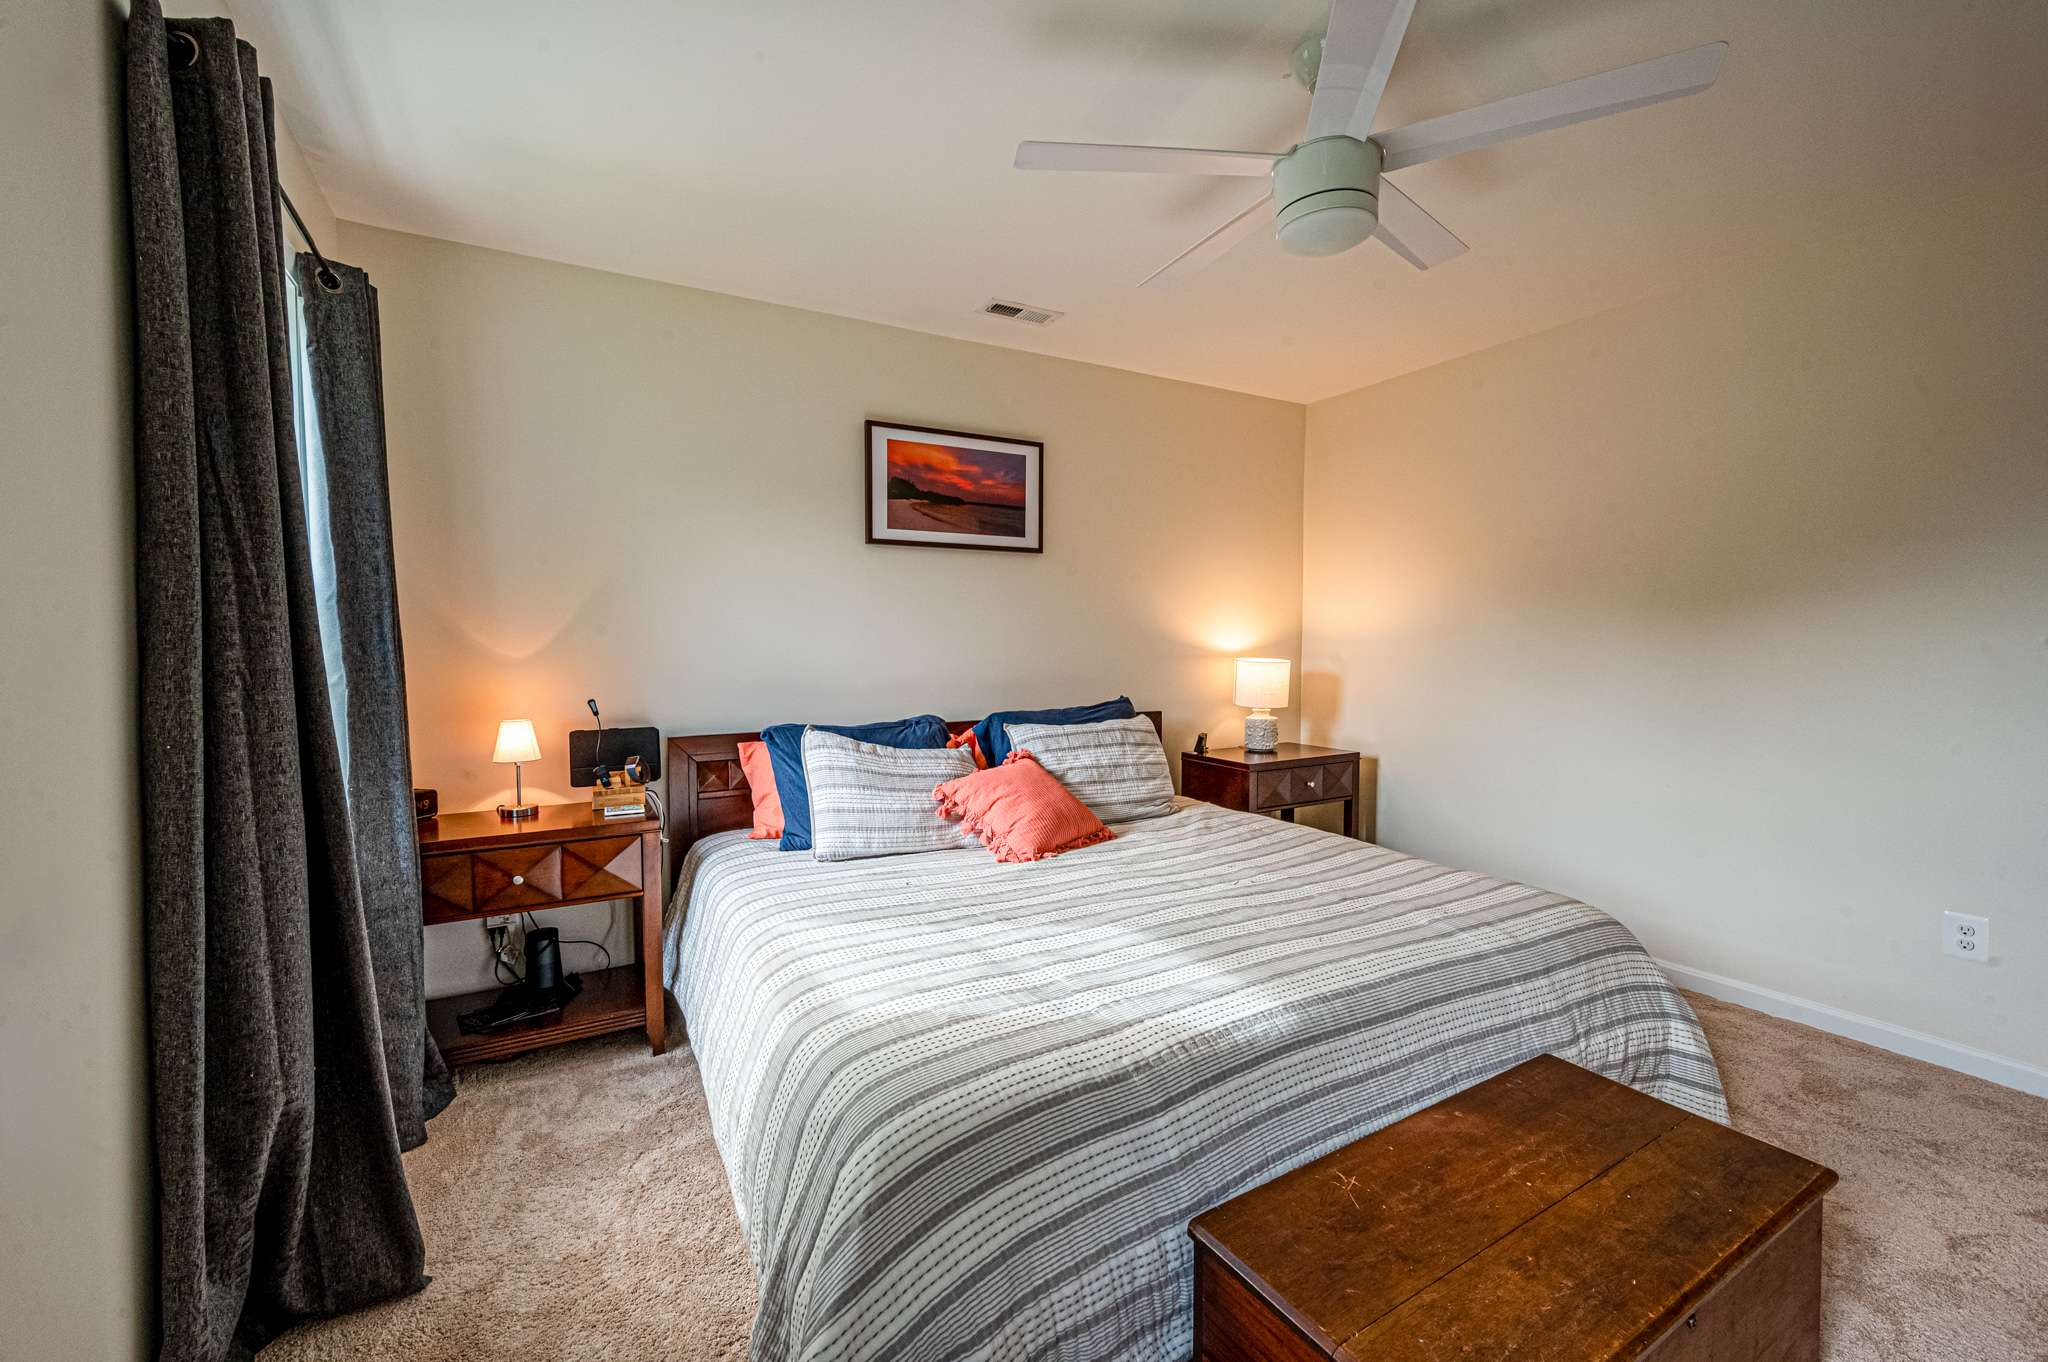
[866,422,1042,552]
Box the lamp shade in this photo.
[492,718,541,765]
[1233,657,1291,710]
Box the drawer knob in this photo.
[512,874,525,886]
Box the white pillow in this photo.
[800,727,976,861]
[1003,715,1176,824]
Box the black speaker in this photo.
[567,725,661,787]
[524,927,563,992]
[455,927,581,1034]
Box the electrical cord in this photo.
[492,927,523,986]
[645,785,666,844]
[521,909,613,973]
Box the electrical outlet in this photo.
[483,915,520,973]
[1943,911,1990,962]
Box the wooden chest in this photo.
[1190,1055,1835,1362]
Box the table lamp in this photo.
[1234,657,1290,753]
[493,718,542,820]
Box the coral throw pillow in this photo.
[736,739,784,841]
[933,752,1114,863]
[946,729,989,769]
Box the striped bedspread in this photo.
[664,800,1726,1362]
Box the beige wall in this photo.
[0,1,152,1357]
[334,224,1305,997]
[1302,174,2048,1072]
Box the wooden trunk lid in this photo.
[1190,1054,1836,1361]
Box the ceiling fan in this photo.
[1015,0,1727,285]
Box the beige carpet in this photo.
[268,993,2047,1360]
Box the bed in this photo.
[660,721,1726,1362]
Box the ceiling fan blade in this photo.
[1306,0,1419,141]
[1140,191,1273,287]
[1374,41,1728,172]
[1373,180,1467,269]
[1015,141,1278,176]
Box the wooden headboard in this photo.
[664,711,1164,886]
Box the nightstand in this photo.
[418,803,665,1064]
[1181,743,1376,841]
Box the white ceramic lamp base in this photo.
[1243,709,1279,753]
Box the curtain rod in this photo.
[166,26,342,294]
[281,189,344,293]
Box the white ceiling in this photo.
[240,0,2048,403]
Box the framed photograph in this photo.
[865,420,1043,553]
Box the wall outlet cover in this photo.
[484,914,518,931]
[1942,910,1990,962]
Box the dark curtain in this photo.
[127,3,434,1356]
[293,254,455,1148]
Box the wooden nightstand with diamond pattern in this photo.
[1181,744,1375,841]
[419,803,665,1063]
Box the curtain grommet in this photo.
[168,29,201,70]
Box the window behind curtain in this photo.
[286,264,351,783]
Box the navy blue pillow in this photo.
[973,696,1137,768]
[764,714,950,852]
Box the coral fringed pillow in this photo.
[736,740,784,841]
[933,751,1115,863]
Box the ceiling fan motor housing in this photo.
[1273,136,1381,257]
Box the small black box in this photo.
[567,726,661,787]
[413,787,439,820]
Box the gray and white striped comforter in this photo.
[664,800,1726,1362]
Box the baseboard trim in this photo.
[1657,958,2048,1100]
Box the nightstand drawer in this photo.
[1251,761,1356,810]
[1251,768,1294,809]
[420,835,643,923]
[474,844,564,912]
[1317,761,1357,800]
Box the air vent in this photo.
[982,298,1062,326]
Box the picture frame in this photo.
[865,419,1043,553]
